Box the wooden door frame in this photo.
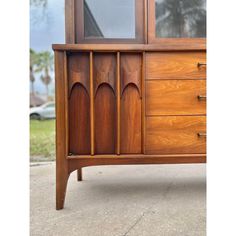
[147,0,206,49]
[65,0,147,44]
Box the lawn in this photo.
[30,119,55,160]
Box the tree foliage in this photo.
[29,49,54,98]
[155,0,206,37]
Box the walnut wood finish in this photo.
[53,44,206,51]
[68,53,91,155]
[116,53,121,154]
[146,116,206,154]
[93,54,116,95]
[65,0,75,43]
[68,154,206,173]
[54,48,207,209]
[120,53,142,153]
[94,53,117,154]
[146,80,206,116]
[69,84,91,155]
[55,51,69,210]
[89,52,94,155]
[146,52,206,80]
[68,53,90,96]
[121,86,141,154]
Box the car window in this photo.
[45,103,55,108]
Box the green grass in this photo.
[30,119,55,160]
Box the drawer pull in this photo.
[197,62,207,68]
[197,95,207,100]
[197,132,207,138]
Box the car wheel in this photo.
[30,113,41,120]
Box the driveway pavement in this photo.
[30,162,206,236]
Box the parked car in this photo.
[30,102,55,120]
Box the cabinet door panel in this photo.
[68,53,90,155]
[94,53,116,154]
[121,85,141,153]
[69,84,90,154]
[120,53,142,154]
[95,85,116,154]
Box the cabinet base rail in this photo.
[56,154,206,210]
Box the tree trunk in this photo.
[31,81,35,95]
[46,84,49,101]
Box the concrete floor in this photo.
[30,162,206,236]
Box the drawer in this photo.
[146,52,206,80]
[146,116,206,154]
[146,80,206,116]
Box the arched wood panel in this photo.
[68,53,90,95]
[93,53,117,154]
[68,52,90,155]
[121,85,141,153]
[69,84,90,154]
[95,84,116,154]
[120,53,142,154]
[93,53,116,95]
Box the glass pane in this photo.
[155,0,206,38]
[84,0,135,39]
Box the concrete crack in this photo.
[120,175,178,236]
[121,211,146,236]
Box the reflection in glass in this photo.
[155,0,206,38]
[84,0,135,39]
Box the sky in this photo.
[30,0,65,94]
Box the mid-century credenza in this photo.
[53,0,206,209]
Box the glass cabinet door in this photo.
[75,0,144,43]
[148,0,206,46]
[84,0,135,39]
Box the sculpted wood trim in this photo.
[68,53,90,97]
[120,53,142,154]
[94,53,117,154]
[93,54,117,96]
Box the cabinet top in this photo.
[52,41,206,52]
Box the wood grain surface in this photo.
[93,53,116,95]
[69,84,90,154]
[55,51,69,210]
[146,52,206,80]
[94,53,117,154]
[53,43,206,51]
[146,116,206,154]
[146,80,206,116]
[120,53,142,153]
[68,53,91,155]
[68,53,90,96]
[121,85,142,153]
[94,85,116,154]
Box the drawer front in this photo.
[146,116,206,154]
[146,80,206,116]
[146,52,206,80]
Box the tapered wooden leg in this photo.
[55,51,70,210]
[56,170,69,210]
[77,168,82,181]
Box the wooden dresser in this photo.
[54,0,206,209]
